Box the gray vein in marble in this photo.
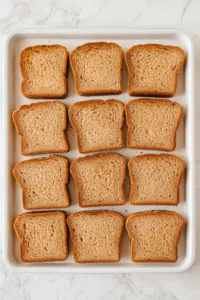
[0,2,31,33]
[75,0,111,27]
[181,0,193,22]
[71,7,83,28]
[192,34,198,41]
[35,5,57,26]
[131,2,147,25]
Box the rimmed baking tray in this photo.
[3,29,195,272]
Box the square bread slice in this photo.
[20,45,68,99]
[125,99,183,151]
[14,211,68,263]
[69,100,124,153]
[126,44,185,96]
[126,211,185,262]
[70,153,126,207]
[70,42,123,96]
[13,156,70,210]
[128,154,185,205]
[67,210,124,263]
[12,101,69,155]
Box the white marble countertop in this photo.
[0,0,200,299]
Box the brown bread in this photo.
[128,154,185,205]
[69,100,124,153]
[20,45,68,99]
[13,156,70,210]
[14,211,68,263]
[70,42,123,96]
[12,101,69,155]
[67,210,124,263]
[126,211,186,262]
[125,98,183,151]
[126,44,185,97]
[70,153,126,207]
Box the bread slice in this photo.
[128,154,185,205]
[70,153,126,207]
[126,44,185,96]
[70,42,123,96]
[67,210,124,263]
[69,100,124,153]
[20,45,68,99]
[13,156,70,210]
[13,101,69,155]
[126,211,185,262]
[14,211,68,263]
[125,99,183,151]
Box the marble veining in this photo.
[0,0,200,299]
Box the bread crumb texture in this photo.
[126,211,185,262]
[14,211,68,262]
[69,100,124,153]
[128,154,185,205]
[125,98,183,151]
[20,45,68,98]
[126,44,185,96]
[67,210,124,263]
[12,101,69,155]
[70,153,126,207]
[13,156,70,209]
[70,42,123,95]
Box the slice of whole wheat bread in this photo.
[70,153,126,207]
[128,154,185,205]
[13,156,70,210]
[70,42,123,96]
[12,101,69,155]
[125,98,183,151]
[126,44,185,97]
[126,211,185,262]
[67,210,124,263]
[14,211,68,263]
[20,45,68,99]
[68,100,124,153]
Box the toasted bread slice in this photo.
[126,44,185,96]
[128,154,185,205]
[69,100,124,153]
[20,45,68,99]
[14,211,68,263]
[125,99,183,151]
[70,153,126,207]
[67,210,124,263]
[13,101,69,155]
[126,211,185,262]
[13,156,70,210]
[70,42,123,96]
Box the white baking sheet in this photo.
[3,29,195,272]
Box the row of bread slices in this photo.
[20,43,185,99]
[14,210,185,263]
[13,153,185,209]
[12,99,183,156]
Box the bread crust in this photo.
[20,45,68,99]
[128,154,185,205]
[14,211,68,263]
[68,99,124,153]
[12,156,70,210]
[126,210,186,263]
[70,153,126,207]
[12,101,69,155]
[70,42,123,96]
[67,210,125,263]
[125,44,186,97]
[124,98,183,151]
